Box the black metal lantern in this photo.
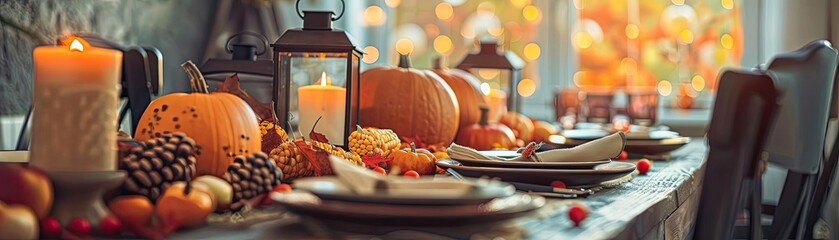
[456,41,525,112]
[272,0,362,148]
[202,32,274,103]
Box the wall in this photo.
[0,0,219,116]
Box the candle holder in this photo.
[48,171,125,229]
[456,41,525,112]
[272,0,362,148]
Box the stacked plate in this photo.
[550,128,690,155]
[271,176,544,227]
[437,151,637,188]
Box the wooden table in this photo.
[174,139,707,240]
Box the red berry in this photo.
[617,151,628,160]
[568,204,589,227]
[272,183,293,193]
[66,217,91,237]
[403,170,420,178]
[98,216,123,237]
[637,159,652,175]
[550,180,566,189]
[39,217,62,238]
[372,166,387,175]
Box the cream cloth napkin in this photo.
[328,156,474,196]
[448,132,626,162]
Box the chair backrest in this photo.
[763,40,838,174]
[694,70,778,240]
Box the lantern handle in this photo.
[225,31,269,56]
[295,0,345,21]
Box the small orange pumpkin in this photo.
[360,55,459,146]
[532,120,559,143]
[135,61,261,177]
[455,106,516,150]
[500,111,535,143]
[431,58,487,129]
[155,181,215,228]
[389,143,437,175]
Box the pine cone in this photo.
[223,152,282,203]
[119,133,198,202]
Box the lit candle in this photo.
[298,72,346,143]
[484,88,507,123]
[29,37,122,172]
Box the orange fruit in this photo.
[108,195,154,227]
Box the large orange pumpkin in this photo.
[500,111,535,143]
[431,58,487,129]
[360,55,460,146]
[455,106,516,150]
[135,61,261,177]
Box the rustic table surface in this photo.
[173,139,707,240]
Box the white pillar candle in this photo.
[298,72,346,143]
[30,37,122,172]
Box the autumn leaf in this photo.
[214,73,276,122]
[293,140,323,176]
[400,135,429,149]
[361,152,392,169]
[308,116,330,143]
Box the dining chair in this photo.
[757,40,838,239]
[693,69,778,240]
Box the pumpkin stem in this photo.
[410,142,416,153]
[479,105,490,126]
[397,54,412,69]
[356,125,368,135]
[432,56,443,70]
[183,163,192,195]
[181,60,209,93]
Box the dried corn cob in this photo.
[349,126,400,157]
[268,140,363,180]
[260,120,290,153]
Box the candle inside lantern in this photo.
[484,88,508,123]
[29,37,122,172]
[298,72,347,143]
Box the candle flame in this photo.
[480,82,491,96]
[69,39,84,52]
[320,72,328,86]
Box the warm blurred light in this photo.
[658,81,673,96]
[480,82,491,95]
[363,6,386,26]
[434,35,453,54]
[720,33,734,49]
[691,75,706,91]
[385,0,401,8]
[679,30,694,44]
[510,0,530,8]
[522,5,540,22]
[477,2,496,16]
[518,78,537,97]
[721,0,734,9]
[672,0,685,5]
[621,58,637,76]
[424,24,440,37]
[523,43,541,61]
[478,69,501,80]
[683,83,698,97]
[573,32,593,49]
[362,46,379,64]
[395,38,414,55]
[436,2,454,20]
[488,27,504,37]
[573,71,586,87]
[573,0,584,10]
[625,24,639,39]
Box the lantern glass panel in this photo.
[470,68,511,93]
[278,51,349,144]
